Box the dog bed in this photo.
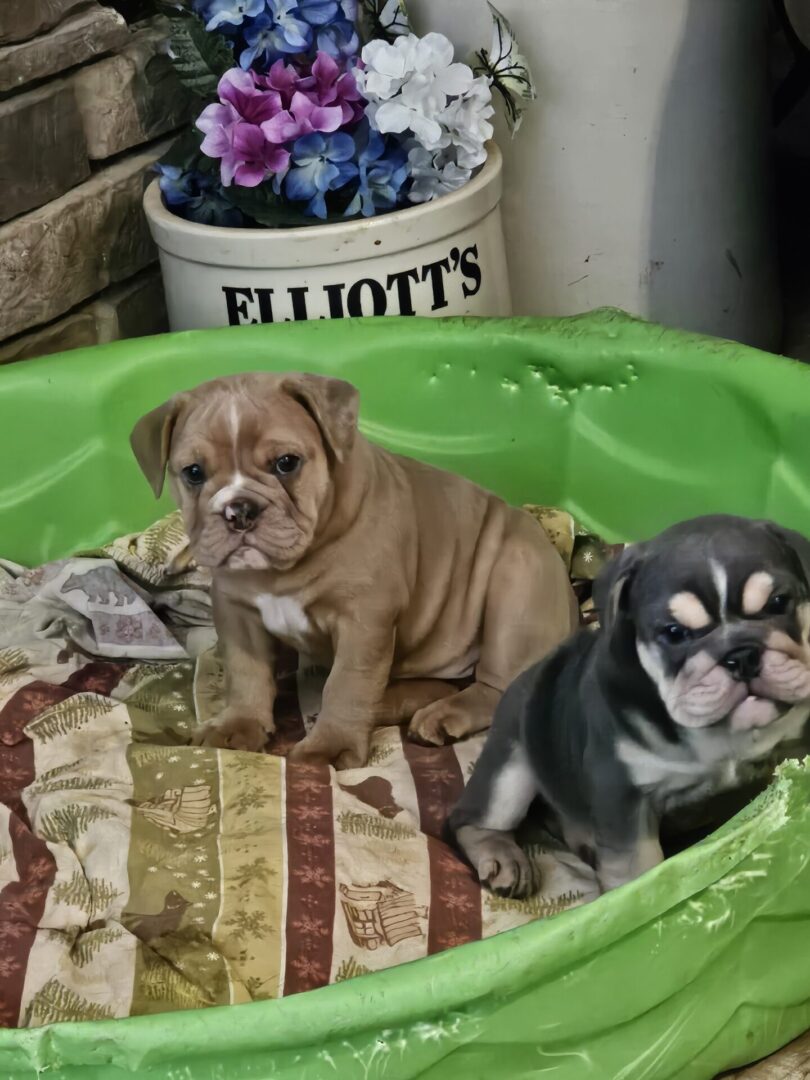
[0,310,809,1079]
[0,507,611,1024]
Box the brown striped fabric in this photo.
[283,763,336,993]
[0,508,609,1026]
[0,664,127,1026]
[401,736,482,953]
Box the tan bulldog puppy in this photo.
[131,372,578,768]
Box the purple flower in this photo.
[230,123,291,185]
[345,123,408,217]
[285,131,357,217]
[197,101,240,162]
[197,68,294,185]
[197,107,290,187]
[218,67,282,123]
[239,0,312,69]
[257,57,304,106]
[194,0,264,32]
[260,88,343,143]
[305,51,363,124]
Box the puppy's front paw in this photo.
[408,700,470,746]
[408,683,499,746]
[288,724,369,770]
[192,713,270,753]
[478,846,536,900]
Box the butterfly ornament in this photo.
[474,2,537,135]
[360,0,411,43]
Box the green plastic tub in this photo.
[1,309,810,1079]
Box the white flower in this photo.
[357,38,411,99]
[359,32,475,151]
[406,144,472,204]
[205,891,217,900]
[358,33,470,100]
[206,951,219,961]
[439,75,494,169]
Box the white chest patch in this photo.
[256,594,312,644]
[617,704,810,808]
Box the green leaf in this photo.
[0,647,28,685]
[157,127,200,171]
[221,185,317,229]
[52,870,92,910]
[25,978,114,1026]
[156,5,234,99]
[337,810,417,840]
[73,926,125,968]
[39,804,116,846]
[335,956,372,982]
[28,693,117,743]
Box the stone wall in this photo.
[0,3,195,363]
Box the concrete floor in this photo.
[723,1029,810,1077]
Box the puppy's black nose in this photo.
[721,644,761,681]
[223,499,259,533]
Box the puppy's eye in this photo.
[273,454,301,477]
[764,593,790,615]
[659,623,691,645]
[181,464,206,487]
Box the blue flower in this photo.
[155,164,245,227]
[296,0,340,25]
[239,0,312,68]
[315,17,358,58]
[193,0,265,33]
[292,0,357,58]
[344,124,408,217]
[285,131,357,218]
[156,163,194,207]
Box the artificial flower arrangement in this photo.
[153,0,536,227]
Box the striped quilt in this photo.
[0,509,617,1027]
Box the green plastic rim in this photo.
[1,310,810,1079]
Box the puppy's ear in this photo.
[762,522,810,586]
[593,544,644,632]
[281,373,359,463]
[130,396,185,498]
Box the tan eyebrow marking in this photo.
[742,571,774,616]
[669,591,712,630]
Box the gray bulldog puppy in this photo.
[448,515,810,897]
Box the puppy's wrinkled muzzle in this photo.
[223,499,260,533]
